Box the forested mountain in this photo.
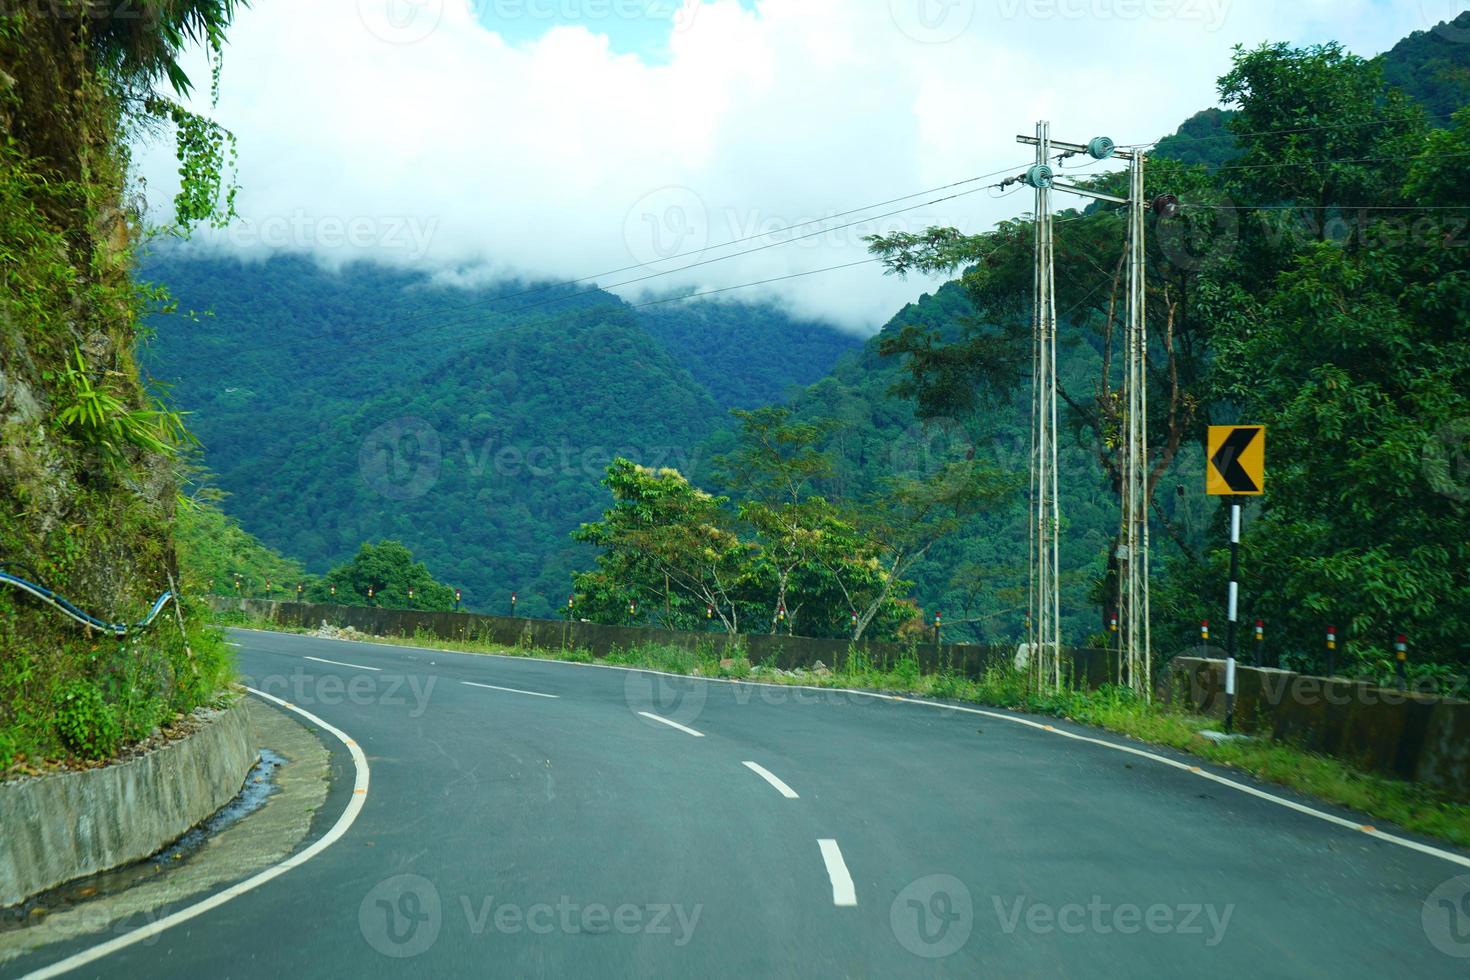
[636,300,860,409]
[138,252,853,615]
[1380,11,1470,120]
[1145,12,1470,171]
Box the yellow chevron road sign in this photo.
[1207,425,1265,496]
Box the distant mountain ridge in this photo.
[138,250,857,614]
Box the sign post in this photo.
[1207,425,1265,732]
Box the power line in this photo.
[1181,203,1470,211]
[1124,110,1456,150]
[481,183,1007,322]
[391,163,1031,327]
[625,258,885,310]
[1210,149,1470,174]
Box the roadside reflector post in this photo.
[1224,500,1243,733]
[1326,625,1337,678]
[1254,619,1265,667]
[933,612,942,645]
[1200,620,1209,643]
[511,592,518,616]
[1395,633,1408,691]
[454,588,461,611]
[296,582,304,602]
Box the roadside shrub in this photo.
[54,681,121,760]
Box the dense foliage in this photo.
[0,1,241,768]
[636,300,861,409]
[175,498,311,599]
[570,454,923,640]
[306,540,456,611]
[1378,11,1470,121]
[856,40,1470,682]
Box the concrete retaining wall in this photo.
[1164,657,1470,802]
[0,697,256,907]
[212,597,1118,684]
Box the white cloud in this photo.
[136,0,1435,334]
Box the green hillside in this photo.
[636,300,861,409]
[140,252,847,616]
[1380,11,1470,120]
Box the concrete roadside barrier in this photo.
[0,697,256,907]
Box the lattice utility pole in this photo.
[1012,127,1170,696]
[1021,121,1061,693]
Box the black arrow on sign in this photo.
[1211,427,1261,493]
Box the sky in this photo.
[137,0,1453,334]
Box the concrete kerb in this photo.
[0,698,256,908]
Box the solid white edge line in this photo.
[461,680,558,699]
[637,711,704,737]
[226,628,1470,869]
[304,655,382,672]
[817,839,857,907]
[23,688,371,979]
[742,761,800,799]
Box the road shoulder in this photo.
[0,698,330,967]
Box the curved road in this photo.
[11,628,1470,977]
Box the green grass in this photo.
[220,611,1470,849]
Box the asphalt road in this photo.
[11,627,1470,978]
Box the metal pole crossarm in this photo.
[1016,134,1138,161]
[1050,181,1129,205]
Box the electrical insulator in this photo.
[1023,164,1053,189]
[1151,194,1181,219]
[1086,136,1115,160]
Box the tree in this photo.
[843,462,1015,640]
[308,541,455,611]
[714,407,838,632]
[1198,101,1470,674]
[572,460,751,633]
[1218,42,1426,245]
